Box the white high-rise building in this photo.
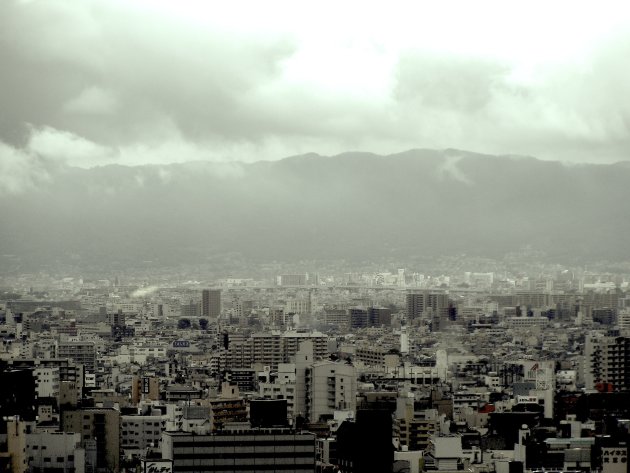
[398,269,406,288]
[400,326,409,354]
[308,360,356,423]
[583,333,630,391]
[262,340,357,424]
[618,309,630,335]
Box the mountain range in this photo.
[1,149,629,271]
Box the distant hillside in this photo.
[1,149,629,269]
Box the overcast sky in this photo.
[2,0,630,170]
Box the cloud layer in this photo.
[1,0,630,168]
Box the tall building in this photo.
[0,368,37,421]
[394,398,439,452]
[220,331,328,371]
[406,291,450,320]
[367,307,393,327]
[202,289,221,318]
[293,340,356,423]
[278,274,308,286]
[26,431,81,473]
[584,334,630,391]
[120,411,168,458]
[336,409,393,473]
[618,309,630,335]
[348,308,368,330]
[0,417,28,473]
[209,383,247,431]
[180,299,200,318]
[307,360,357,423]
[62,407,120,472]
[57,341,97,373]
[250,399,289,428]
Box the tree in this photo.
[177,318,191,329]
[199,318,209,330]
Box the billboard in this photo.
[143,460,173,473]
[522,360,554,389]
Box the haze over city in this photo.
[2,2,630,473]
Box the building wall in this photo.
[26,431,81,473]
[62,408,120,472]
[57,342,96,373]
[406,292,449,320]
[309,361,357,423]
[162,430,316,472]
[34,367,60,398]
[121,415,167,457]
[202,289,222,318]
[584,335,630,391]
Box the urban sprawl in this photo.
[1,261,630,473]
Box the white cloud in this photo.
[437,154,474,185]
[0,0,629,165]
[131,286,158,298]
[27,126,116,167]
[63,86,119,115]
[0,141,51,195]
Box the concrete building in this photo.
[278,274,308,286]
[34,366,60,398]
[131,376,160,404]
[202,289,222,318]
[395,396,440,452]
[367,307,393,327]
[0,417,27,473]
[259,363,298,420]
[221,330,328,371]
[322,309,350,331]
[423,435,470,472]
[26,431,83,473]
[584,334,630,391]
[307,360,357,423]
[618,309,630,335]
[121,413,167,458]
[62,407,120,472]
[348,308,368,330]
[286,299,311,315]
[57,341,96,373]
[162,429,316,472]
[209,383,248,431]
[406,292,450,321]
[336,409,393,473]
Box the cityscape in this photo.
[2,1,630,473]
[2,253,630,473]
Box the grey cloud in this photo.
[1,0,629,166]
[0,0,296,147]
[0,140,54,195]
[394,52,510,112]
[389,42,630,162]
